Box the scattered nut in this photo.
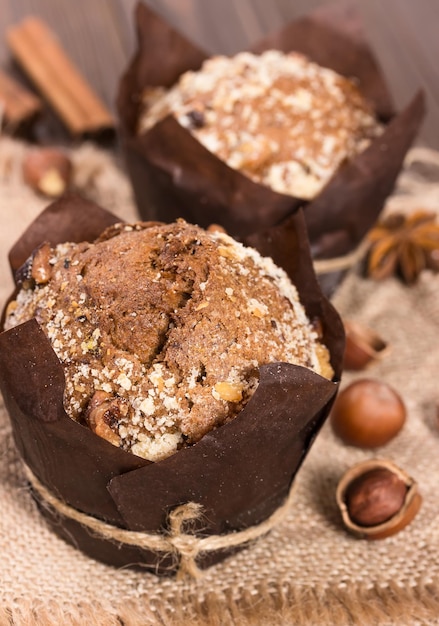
[330,379,406,448]
[23,147,72,197]
[336,459,422,539]
[343,320,389,370]
[345,467,406,526]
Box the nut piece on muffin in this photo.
[5,220,333,462]
[138,50,382,199]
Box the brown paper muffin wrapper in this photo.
[117,2,425,297]
[0,194,344,575]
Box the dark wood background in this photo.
[0,0,438,148]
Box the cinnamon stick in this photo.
[6,17,114,136]
[0,68,42,130]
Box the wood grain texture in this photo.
[0,0,437,147]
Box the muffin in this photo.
[117,3,425,297]
[139,50,382,200]
[5,219,333,462]
[0,196,343,573]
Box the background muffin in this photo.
[117,3,424,298]
[139,50,382,200]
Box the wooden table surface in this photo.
[0,0,438,148]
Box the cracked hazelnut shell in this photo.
[343,320,389,370]
[330,379,406,448]
[336,459,422,539]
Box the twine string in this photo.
[404,146,439,169]
[312,239,370,275]
[167,502,205,579]
[23,464,296,579]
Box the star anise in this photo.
[366,210,439,284]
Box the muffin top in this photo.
[5,220,333,461]
[139,50,382,200]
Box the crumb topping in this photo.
[5,221,333,461]
[139,50,382,199]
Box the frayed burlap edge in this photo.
[2,582,439,626]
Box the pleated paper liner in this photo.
[0,194,344,575]
[117,1,425,297]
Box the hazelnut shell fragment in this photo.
[330,379,406,448]
[343,320,389,370]
[23,147,72,197]
[336,459,422,539]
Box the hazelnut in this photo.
[207,223,227,234]
[345,467,406,526]
[336,459,422,539]
[213,381,244,403]
[84,390,125,447]
[14,241,52,289]
[330,379,406,448]
[343,320,389,370]
[23,147,72,197]
[31,242,52,285]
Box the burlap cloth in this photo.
[1,137,439,626]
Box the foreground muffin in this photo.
[0,197,343,572]
[5,220,333,462]
[139,50,382,199]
